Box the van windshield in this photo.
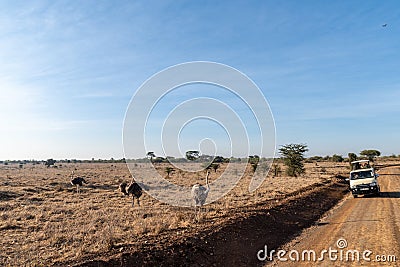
[351,171,374,180]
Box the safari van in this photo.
[349,160,380,197]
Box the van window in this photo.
[351,171,374,180]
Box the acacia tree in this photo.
[360,149,381,162]
[279,144,308,177]
[164,167,174,178]
[45,159,56,168]
[348,153,357,163]
[186,150,200,161]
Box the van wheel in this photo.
[353,194,358,198]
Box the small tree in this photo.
[164,167,174,178]
[45,159,56,168]
[360,149,381,162]
[186,150,200,161]
[279,144,308,177]
[248,155,260,173]
[248,155,260,164]
[348,153,357,168]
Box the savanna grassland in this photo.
[0,160,363,266]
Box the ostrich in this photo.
[191,171,210,214]
[70,171,87,193]
[120,178,143,207]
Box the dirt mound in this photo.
[68,181,348,267]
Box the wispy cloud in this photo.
[0,1,399,158]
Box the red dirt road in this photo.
[267,167,400,266]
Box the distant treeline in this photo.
[1,153,399,166]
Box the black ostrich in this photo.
[119,178,143,207]
[70,171,87,193]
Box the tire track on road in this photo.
[268,167,400,267]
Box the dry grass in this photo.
[0,161,352,266]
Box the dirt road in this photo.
[267,167,400,266]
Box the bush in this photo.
[331,154,344,162]
[308,156,323,162]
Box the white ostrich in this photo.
[191,171,210,213]
[70,171,87,193]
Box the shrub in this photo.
[331,154,344,162]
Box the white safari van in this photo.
[349,160,380,197]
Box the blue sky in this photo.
[0,1,399,160]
